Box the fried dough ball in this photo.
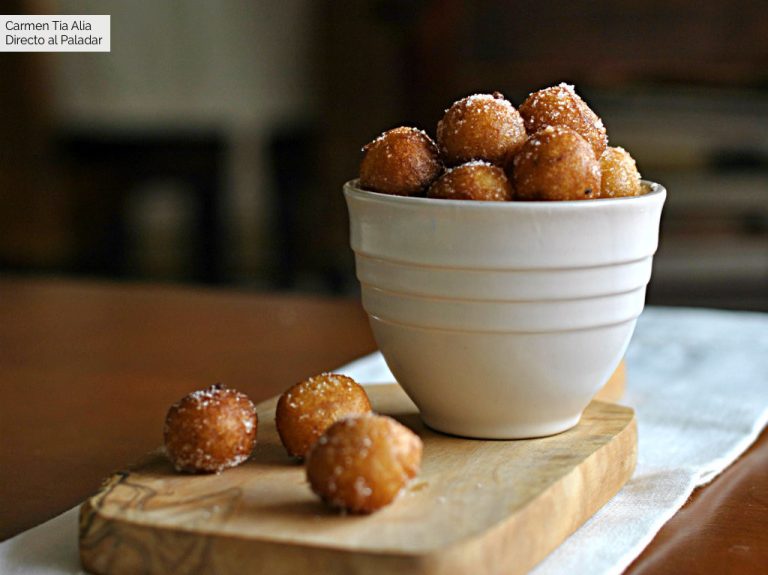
[427,161,513,201]
[164,383,257,473]
[276,373,372,459]
[512,125,602,201]
[519,83,607,158]
[306,414,423,514]
[600,146,642,198]
[436,92,527,167]
[359,127,442,196]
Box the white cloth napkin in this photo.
[2,307,767,575]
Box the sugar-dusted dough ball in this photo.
[427,161,513,201]
[359,126,442,196]
[436,92,527,167]
[512,126,602,201]
[276,373,372,459]
[306,414,423,513]
[518,83,607,158]
[600,146,642,198]
[164,383,257,473]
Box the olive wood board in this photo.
[80,381,636,575]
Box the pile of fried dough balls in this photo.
[164,374,422,515]
[359,84,643,201]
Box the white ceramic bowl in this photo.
[344,180,666,438]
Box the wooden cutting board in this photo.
[80,382,636,575]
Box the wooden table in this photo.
[1,277,765,573]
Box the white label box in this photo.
[1,15,110,52]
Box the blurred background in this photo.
[1,0,766,309]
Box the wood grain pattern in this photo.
[80,384,637,575]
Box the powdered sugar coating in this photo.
[276,373,372,459]
[519,84,607,158]
[436,92,527,167]
[513,125,602,201]
[600,146,642,197]
[359,126,442,196]
[163,383,258,474]
[306,414,423,514]
[428,161,513,202]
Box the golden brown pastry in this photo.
[512,126,602,201]
[276,373,372,459]
[436,92,527,167]
[164,383,257,473]
[359,126,442,196]
[518,83,607,158]
[600,146,642,198]
[306,414,423,513]
[427,161,513,201]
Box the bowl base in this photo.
[420,412,582,440]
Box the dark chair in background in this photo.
[57,131,227,284]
